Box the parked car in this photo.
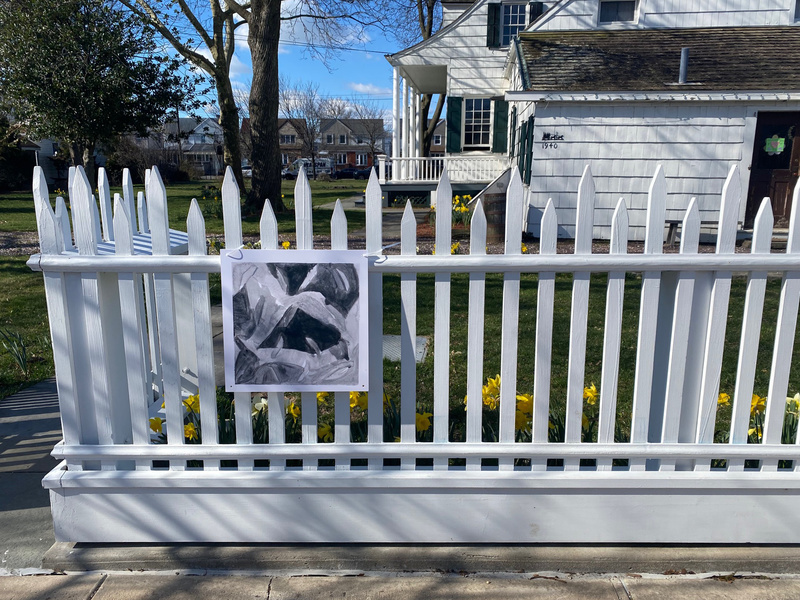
[281,168,297,180]
[334,167,359,179]
[354,167,373,180]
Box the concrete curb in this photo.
[43,543,800,575]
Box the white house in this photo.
[386,0,800,239]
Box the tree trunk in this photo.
[420,93,445,157]
[247,0,284,214]
[216,72,245,191]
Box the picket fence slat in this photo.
[188,200,219,470]
[366,169,383,464]
[147,168,185,471]
[122,169,138,238]
[113,198,150,470]
[55,196,72,251]
[532,200,557,471]
[695,167,740,472]
[499,169,523,471]
[630,166,667,470]
[728,199,773,471]
[137,191,149,235]
[466,199,487,471]
[33,168,81,470]
[565,167,594,471]
[400,201,417,463]
[97,168,114,243]
[331,200,351,460]
[659,199,700,472]
[433,170,452,465]
[597,198,628,471]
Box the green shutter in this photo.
[446,96,463,154]
[524,116,535,184]
[509,107,517,158]
[517,119,528,176]
[491,100,509,153]
[529,1,544,24]
[487,3,501,48]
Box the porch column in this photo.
[414,91,421,159]
[408,86,416,180]
[392,67,399,182]
[402,78,409,181]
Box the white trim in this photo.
[505,91,800,102]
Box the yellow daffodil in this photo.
[451,241,460,254]
[183,394,200,413]
[516,393,533,416]
[582,414,590,430]
[281,241,291,249]
[521,243,528,253]
[317,391,331,404]
[416,412,433,432]
[350,391,368,411]
[149,417,163,433]
[287,401,301,422]
[751,394,766,415]
[184,422,198,441]
[482,374,501,410]
[717,392,731,406]
[318,423,333,443]
[786,393,800,413]
[515,409,530,433]
[748,426,763,440]
[583,383,599,405]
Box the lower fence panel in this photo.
[44,466,800,543]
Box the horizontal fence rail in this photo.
[29,160,800,543]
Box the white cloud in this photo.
[348,82,392,96]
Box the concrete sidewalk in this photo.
[3,572,800,600]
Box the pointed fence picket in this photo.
[28,162,800,544]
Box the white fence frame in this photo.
[29,161,800,543]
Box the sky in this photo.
[196,13,408,120]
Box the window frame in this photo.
[462,97,493,150]
[433,134,442,146]
[336,153,348,165]
[339,134,348,144]
[501,2,527,47]
[356,153,369,166]
[280,134,296,145]
[598,0,638,25]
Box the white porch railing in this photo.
[29,162,800,544]
[381,155,510,183]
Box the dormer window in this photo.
[599,0,637,23]
[488,2,537,48]
[501,4,527,46]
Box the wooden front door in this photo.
[746,112,800,227]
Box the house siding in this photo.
[521,101,796,240]
[534,0,796,31]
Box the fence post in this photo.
[379,156,387,184]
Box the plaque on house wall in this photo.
[220,250,369,392]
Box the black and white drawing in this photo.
[221,250,368,391]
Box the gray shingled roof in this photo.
[517,27,800,92]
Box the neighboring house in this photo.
[319,118,389,169]
[277,119,305,166]
[387,0,800,240]
[177,118,224,176]
[430,120,445,157]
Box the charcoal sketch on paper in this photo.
[221,250,367,391]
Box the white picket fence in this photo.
[29,161,800,543]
